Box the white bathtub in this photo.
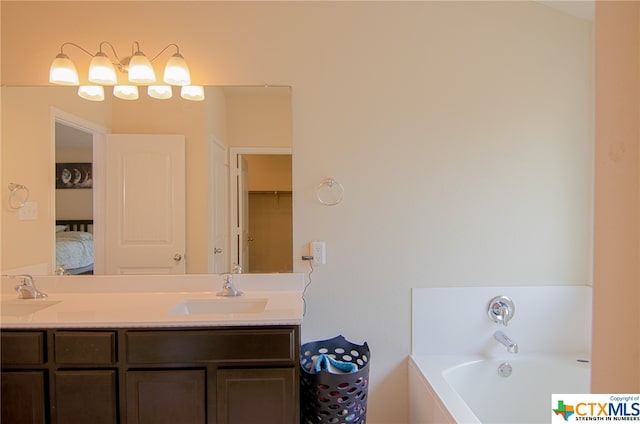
[409,354,591,423]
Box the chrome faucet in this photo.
[55,265,69,275]
[216,273,243,297]
[494,331,518,353]
[8,274,48,299]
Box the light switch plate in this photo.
[18,201,38,220]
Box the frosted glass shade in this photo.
[148,85,173,99]
[114,85,139,100]
[78,85,104,102]
[49,53,79,85]
[88,52,117,85]
[128,52,156,83]
[180,85,205,101]
[163,53,191,86]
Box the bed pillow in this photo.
[55,225,67,232]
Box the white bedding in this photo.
[56,231,94,271]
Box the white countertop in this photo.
[0,274,304,328]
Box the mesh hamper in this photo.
[300,335,370,424]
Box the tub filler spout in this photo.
[494,331,518,353]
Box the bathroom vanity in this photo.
[0,274,303,424]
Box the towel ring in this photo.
[315,178,344,206]
[8,183,30,209]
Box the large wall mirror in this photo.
[1,85,292,275]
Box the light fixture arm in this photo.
[97,41,124,68]
[58,41,124,69]
[149,43,182,62]
[57,41,183,69]
[58,42,94,58]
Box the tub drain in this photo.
[497,362,512,377]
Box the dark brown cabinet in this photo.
[0,331,47,424]
[217,367,296,424]
[1,326,300,424]
[53,370,118,424]
[126,370,206,424]
[1,371,46,424]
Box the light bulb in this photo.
[128,51,156,83]
[114,85,139,100]
[163,53,191,86]
[78,85,104,102]
[49,53,79,85]
[88,52,117,85]
[180,85,205,101]
[148,85,173,99]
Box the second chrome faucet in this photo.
[216,273,243,297]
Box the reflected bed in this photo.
[55,219,93,274]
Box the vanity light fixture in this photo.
[49,41,204,101]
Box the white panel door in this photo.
[105,134,185,274]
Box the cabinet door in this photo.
[53,370,117,424]
[217,368,297,424]
[126,370,205,424]
[1,371,46,424]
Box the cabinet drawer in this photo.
[54,331,116,364]
[127,328,296,364]
[1,331,45,365]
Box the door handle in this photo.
[213,248,223,254]
[173,253,183,262]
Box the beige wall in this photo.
[226,87,292,148]
[1,2,596,422]
[591,1,640,392]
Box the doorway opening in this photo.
[52,110,107,274]
[230,149,292,273]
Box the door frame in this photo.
[208,135,229,273]
[229,147,292,272]
[51,108,108,274]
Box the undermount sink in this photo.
[1,300,61,317]
[167,298,268,315]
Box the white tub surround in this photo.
[409,285,592,424]
[412,286,592,356]
[0,273,304,328]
